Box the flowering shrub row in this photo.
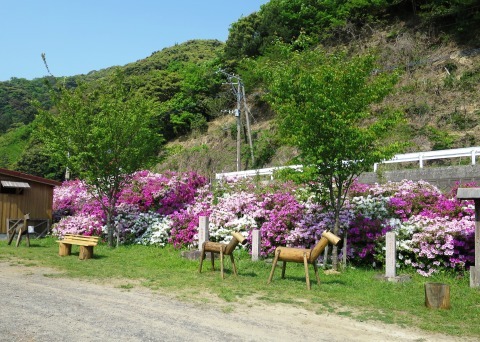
[52,172,476,276]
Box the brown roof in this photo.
[0,168,62,187]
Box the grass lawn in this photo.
[1,237,479,338]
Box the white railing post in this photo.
[472,150,476,166]
[419,154,424,168]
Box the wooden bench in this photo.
[56,234,100,260]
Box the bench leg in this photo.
[281,261,287,279]
[58,243,72,256]
[79,246,94,260]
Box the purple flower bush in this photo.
[52,173,477,277]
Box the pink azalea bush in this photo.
[52,172,477,277]
[346,180,476,275]
[52,171,208,243]
[400,215,475,276]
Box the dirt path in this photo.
[0,261,472,342]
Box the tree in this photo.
[37,69,163,246]
[258,45,404,269]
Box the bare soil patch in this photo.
[0,261,473,342]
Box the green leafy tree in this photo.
[37,69,163,246]
[258,45,404,269]
[14,139,65,181]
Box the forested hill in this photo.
[1,0,480,180]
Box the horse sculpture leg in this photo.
[313,262,321,285]
[267,249,281,284]
[303,252,311,290]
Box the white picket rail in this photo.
[215,165,303,180]
[215,147,480,180]
[373,146,480,171]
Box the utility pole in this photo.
[218,69,254,171]
[242,85,255,166]
[236,81,242,172]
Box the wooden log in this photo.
[58,243,72,256]
[309,237,329,262]
[224,232,246,255]
[79,245,94,260]
[203,241,224,253]
[322,231,342,246]
[276,247,311,263]
[425,283,451,309]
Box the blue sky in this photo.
[1,0,268,81]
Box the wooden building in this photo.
[0,168,62,235]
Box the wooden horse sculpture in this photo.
[7,213,30,247]
[199,232,247,279]
[267,231,342,289]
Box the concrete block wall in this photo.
[358,165,480,192]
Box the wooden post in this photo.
[425,283,451,309]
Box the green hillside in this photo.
[0,0,479,180]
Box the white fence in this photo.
[215,147,480,180]
[373,146,480,171]
[215,165,303,180]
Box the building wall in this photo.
[0,175,54,234]
[358,165,480,192]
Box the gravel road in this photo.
[0,261,473,342]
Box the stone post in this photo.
[198,216,209,251]
[385,232,396,278]
[456,188,480,288]
[251,229,261,261]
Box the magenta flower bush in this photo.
[52,214,104,237]
[52,171,208,243]
[53,180,94,221]
[168,185,212,248]
[52,173,477,277]
[117,170,208,215]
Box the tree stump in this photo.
[424,283,450,309]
